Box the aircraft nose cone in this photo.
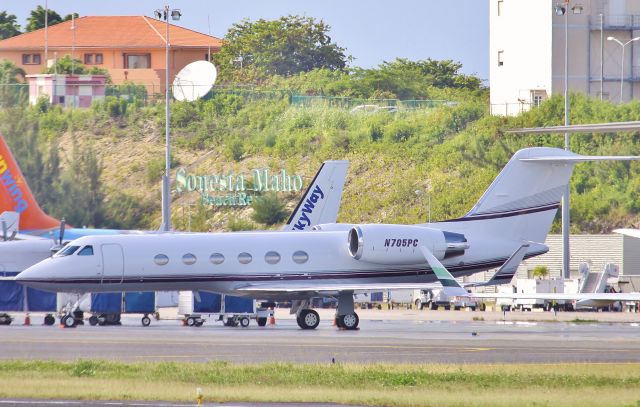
[15,262,47,286]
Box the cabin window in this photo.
[58,245,80,257]
[264,251,281,265]
[154,254,169,266]
[210,253,225,265]
[238,252,252,264]
[182,253,197,265]
[292,250,309,264]
[77,245,94,256]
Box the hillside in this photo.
[1,90,640,233]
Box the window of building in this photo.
[210,253,225,265]
[84,53,104,65]
[498,50,504,67]
[182,253,197,265]
[22,53,41,65]
[264,251,281,265]
[124,53,150,69]
[238,252,252,264]
[530,90,547,107]
[154,254,169,266]
[292,250,309,264]
[78,245,94,256]
[497,0,504,16]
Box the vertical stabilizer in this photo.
[0,134,60,232]
[284,160,349,231]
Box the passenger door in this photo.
[101,243,124,284]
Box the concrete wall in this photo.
[490,0,553,115]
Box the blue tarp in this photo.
[26,288,56,312]
[123,292,155,313]
[193,291,222,313]
[90,293,122,313]
[371,292,384,302]
[0,280,23,311]
[224,295,254,314]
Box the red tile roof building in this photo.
[0,16,222,94]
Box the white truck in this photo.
[412,288,477,311]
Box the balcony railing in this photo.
[590,14,640,30]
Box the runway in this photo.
[2,310,640,364]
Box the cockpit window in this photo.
[77,245,94,256]
[58,245,80,257]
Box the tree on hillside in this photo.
[0,11,21,39]
[379,58,482,90]
[26,6,78,32]
[214,15,348,79]
[0,60,27,107]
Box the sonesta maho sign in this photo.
[175,167,304,206]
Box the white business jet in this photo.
[17,147,639,329]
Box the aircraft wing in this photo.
[235,281,460,296]
[472,292,640,301]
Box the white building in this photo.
[490,0,640,115]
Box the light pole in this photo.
[154,6,182,232]
[554,1,582,279]
[607,35,640,103]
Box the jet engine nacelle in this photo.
[348,224,469,265]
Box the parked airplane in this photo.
[0,133,347,239]
[0,154,349,275]
[17,147,640,329]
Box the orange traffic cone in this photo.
[23,313,31,326]
[268,308,276,325]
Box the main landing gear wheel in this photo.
[338,313,359,330]
[61,314,76,328]
[297,309,320,330]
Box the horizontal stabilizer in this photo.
[474,244,529,287]
[520,155,640,163]
[506,121,640,135]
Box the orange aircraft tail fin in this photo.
[0,134,60,232]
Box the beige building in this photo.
[490,0,640,115]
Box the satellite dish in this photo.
[172,61,217,102]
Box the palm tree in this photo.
[0,59,27,107]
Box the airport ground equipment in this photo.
[57,292,157,327]
[179,291,268,327]
[0,274,56,325]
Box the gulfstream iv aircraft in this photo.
[17,147,639,330]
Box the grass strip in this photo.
[1,360,639,406]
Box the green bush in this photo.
[251,193,287,225]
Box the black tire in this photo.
[239,317,250,328]
[224,318,238,327]
[195,320,204,327]
[186,317,196,327]
[62,314,76,328]
[454,306,461,311]
[298,309,320,330]
[479,303,486,312]
[339,313,359,330]
[257,317,267,327]
[97,315,107,326]
[430,303,438,311]
[444,305,451,311]
[470,306,477,312]
[141,316,151,327]
[88,316,99,326]
[0,313,12,325]
[44,314,55,326]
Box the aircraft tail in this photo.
[440,147,639,243]
[0,134,60,232]
[284,160,349,231]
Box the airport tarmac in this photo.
[2,309,640,364]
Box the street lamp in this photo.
[607,35,640,103]
[154,5,181,232]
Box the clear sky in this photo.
[7,1,489,80]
